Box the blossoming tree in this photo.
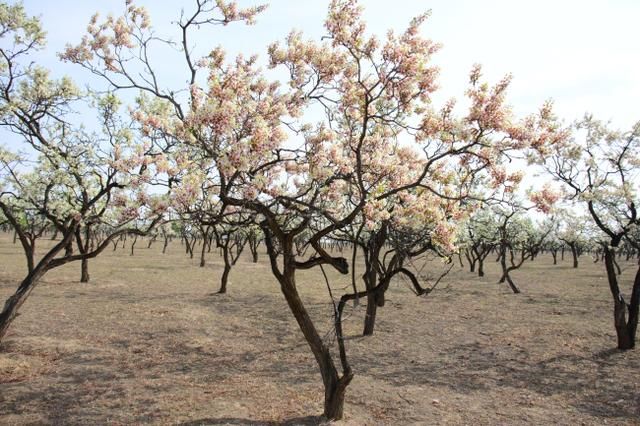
[0,3,169,343]
[540,115,640,349]
[63,0,567,419]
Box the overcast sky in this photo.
[19,0,640,129]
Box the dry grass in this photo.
[0,233,639,425]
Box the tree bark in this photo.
[279,269,351,419]
[499,244,508,284]
[200,236,208,267]
[504,272,521,294]
[604,247,638,349]
[130,235,137,256]
[80,258,90,283]
[362,267,379,336]
[218,264,231,294]
[0,236,71,344]
[571,243,578,268]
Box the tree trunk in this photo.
[0,274,41,343]
[249,238,260,263]
[130,235,137,256]
[217,243,231,294]
[80,258,90,283]
[218,264,231,294]
[200,237,207,267]
[278,268,351,420]
[25,246,35,275]
[604,247,638,350]
[189,238,196,259]
[571,244,578,268]
[478,258,485,277]
[0,236,71,344]
[362,270,379,336]
[499,245,507,284]
[504,272,521,294]
[613,256,622,276]
[628,266,640,349]
[464,250,474,273]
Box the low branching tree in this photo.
[64,0,567,419]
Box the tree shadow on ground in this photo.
[360,341,640,420]
[178,415,327,425]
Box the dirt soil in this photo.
[1,233,639,425]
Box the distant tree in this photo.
[493,204,555,293]
[459,208,499,277]
[556,210,592,268]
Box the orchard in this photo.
[1,1,638,423]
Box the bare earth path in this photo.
[1,234,638,425]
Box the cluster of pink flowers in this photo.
[530,184,562,214]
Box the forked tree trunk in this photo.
[189,238,196,259]
[498,244,521,293]
[571,244,578,268]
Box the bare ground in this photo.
[0,234,639,425]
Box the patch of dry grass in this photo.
[0,233,639,425]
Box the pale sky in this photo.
[18,0,640,129]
